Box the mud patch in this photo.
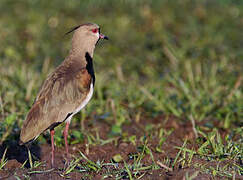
[0,115,242,179]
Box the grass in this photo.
[0,0,242,179]
[174,128,243,178]
[0,148,8,170]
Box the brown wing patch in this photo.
[76,69,92,92]
[26,98,45,122]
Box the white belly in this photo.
[66,83,94,123]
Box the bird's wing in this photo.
[20,59,93,144]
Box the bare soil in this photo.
[0,115,242,179]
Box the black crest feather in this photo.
[65,23,95,35]
[65,25,81,35]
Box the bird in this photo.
[19,23,108,166]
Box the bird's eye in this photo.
[92,28,98,33]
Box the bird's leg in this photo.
[50,129,55,167]
[63,122,70,156]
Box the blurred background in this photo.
[0,0,242,144]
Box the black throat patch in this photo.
[85,52,95,85]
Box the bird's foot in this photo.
[63,155,75,170]
[62,152,73,166]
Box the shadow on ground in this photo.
[0,138,41,168]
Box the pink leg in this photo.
[50,129,55,167]
[63,122,70,155]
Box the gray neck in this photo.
[66,32,97,64]
[70,43,95,58]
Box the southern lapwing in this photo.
[19,23,108,166]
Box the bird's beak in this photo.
[99,33,109,40]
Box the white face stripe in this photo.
[95,31,99,39]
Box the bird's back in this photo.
[20,56,94,144]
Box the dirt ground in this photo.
[0,116,242,180]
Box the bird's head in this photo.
[66,23,108,57]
